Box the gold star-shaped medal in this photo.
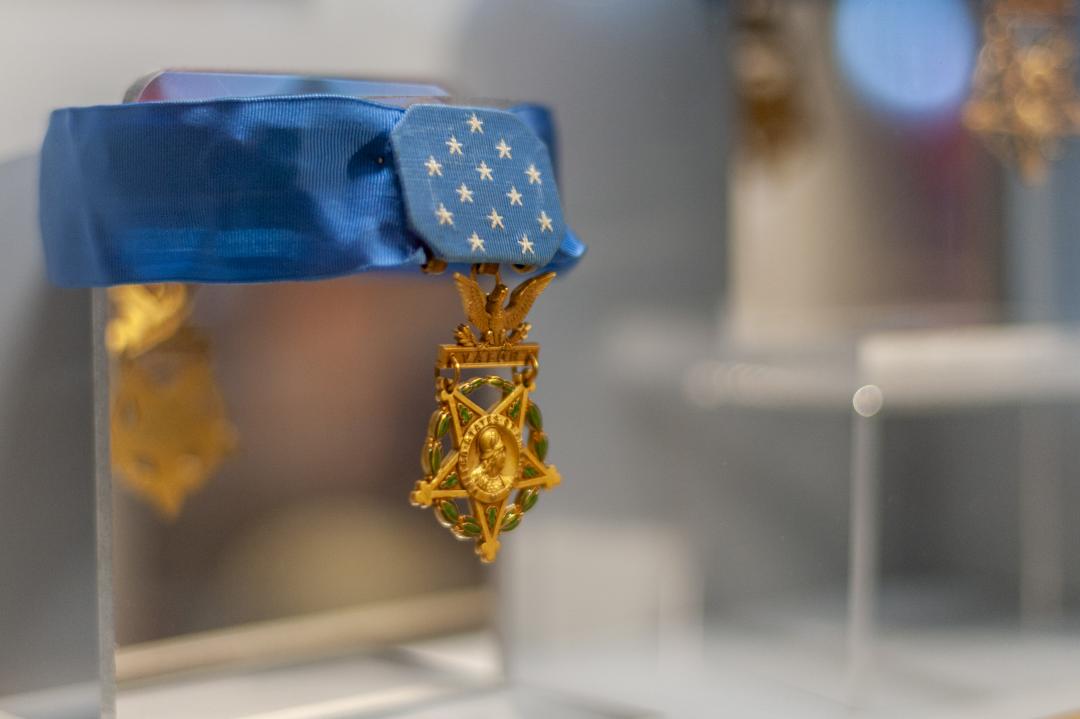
[411,374,559,563]
[411,267,560,563]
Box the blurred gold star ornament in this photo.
[411,265,560,563]
[107,284,236,519]
[964,0,1080,182]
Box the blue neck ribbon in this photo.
[40,90,585,287]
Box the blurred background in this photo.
[2,0,1080,717]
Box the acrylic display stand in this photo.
[681,320,1080,717]
[0,284,647,719]
[0,291,490,719]
[844,324,1080,716]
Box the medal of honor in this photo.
[410,266,560,562]
[390,104,575,563]
[41,81,586,564]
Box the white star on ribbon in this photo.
[476,161,494,181]
[468,231,486,252]
[495,138,512,159]
[456,183,474,203]
[425,156,443,177]
[538,210,553,233]
[525,164,542,184]
[467,113,484,133]
[487,208,505,230]
[519,234,535,254]
[446,135,464,155]
[435,203,454,226]
[506,185,523,206]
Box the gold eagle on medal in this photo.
[106,283,192,358]
[452,271,555,347]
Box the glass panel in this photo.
[105,279,493,689]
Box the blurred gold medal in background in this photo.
[107,284,236,519]
[964,0,1080,182]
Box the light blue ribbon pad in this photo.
[390,104,566,266]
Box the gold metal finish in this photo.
[106,284,191,358]
[107,284,236,519]
[421,256,448,275]
[733,0,804,161]
[411,264,560,562]
[451,266,554,347]
[964,0,1080,182]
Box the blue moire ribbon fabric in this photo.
[40,94,585,287]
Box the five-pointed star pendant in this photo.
[468,231,486,253]
[537,210,554,233]
[476,161,494,181]
[525,164,542,184]
[495,138,512,159]
[487,208,506,230]
[506,185,524,206]
[426,155,444,177]
[456,183,474,203]
[112,343,236,520]
[519,234,535,254]
[409,380,561,562]
[435,203,454,226]
[446,135,464,155]
[467,113,484,133]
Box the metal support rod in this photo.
[846,384,883,706]
[1018,405,1064,625]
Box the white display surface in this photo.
[117,653,490,719]
[1,633,648,719]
